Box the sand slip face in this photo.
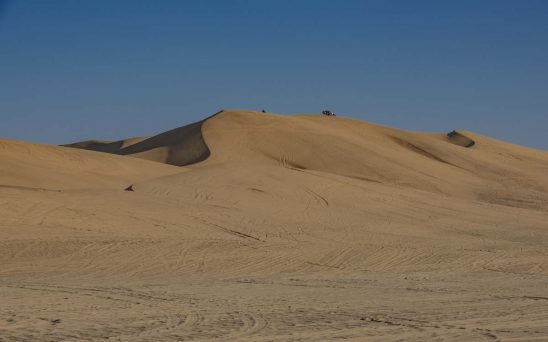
[64,111,217,166]
[1,110,548,341]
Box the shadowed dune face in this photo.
[447,130,475,148]
[63,136,150,153]
[64,112,222,166]
[2,110,548,341]
[119,119,210,166]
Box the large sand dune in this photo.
[69,110,548,209]
[2,110,548,341]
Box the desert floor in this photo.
[1,110,548,341]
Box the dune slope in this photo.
[67,110,548,209]
[0,137,182,190]
[64,111,222,166]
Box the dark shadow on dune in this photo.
[63,140,124,154]
[447,131,475,148]
[118,119,210,166]
[391,136,453,165]
[390,136,469,171]
[63,111,225,167]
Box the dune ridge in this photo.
[64,111,224,166]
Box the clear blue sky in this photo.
[1,0,547,149]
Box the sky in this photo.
[1,0,547,149]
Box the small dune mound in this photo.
[447,130,475,148]
[0,138,181,190]
[64,140,122,154]
[63,137,149,154]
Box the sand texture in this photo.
[1,110,548,341]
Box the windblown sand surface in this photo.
[1,110,548,341]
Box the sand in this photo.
[1,110,548,341]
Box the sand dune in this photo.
[69,110,548,209]
[2,110,548,341]
[63,136,150,153]
[65,111,222,166]
[0,137,182,190]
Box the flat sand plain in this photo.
[1,110,548,341]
